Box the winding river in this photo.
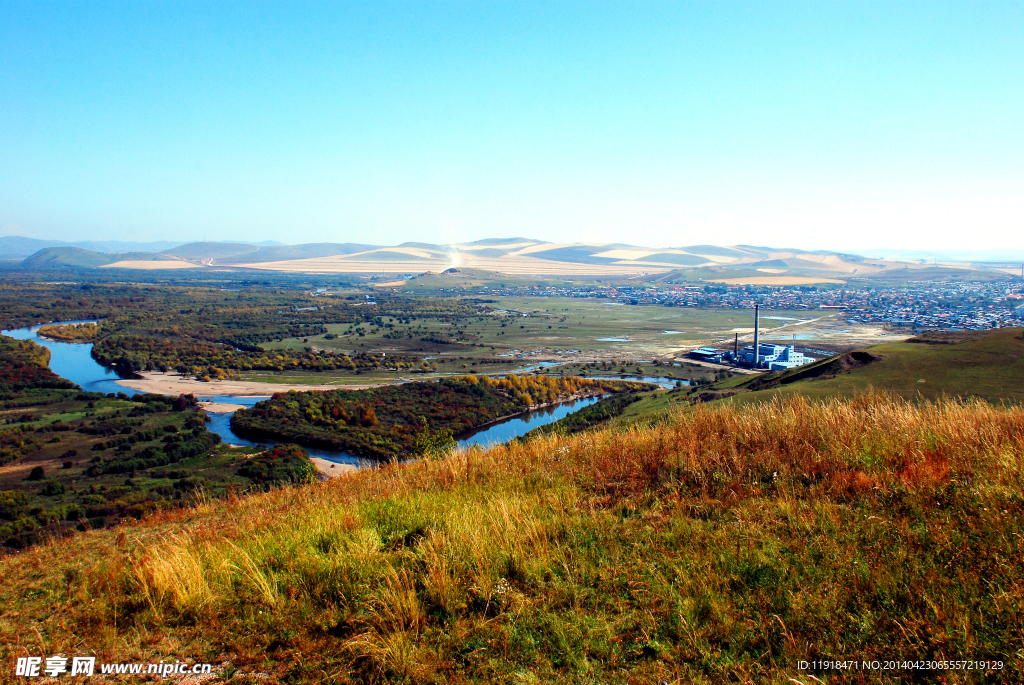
[2,323,608,466]
[4,321,142,396]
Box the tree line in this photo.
[13,282,486,380]
[231,375,642,460]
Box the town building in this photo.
[689,347,723,363]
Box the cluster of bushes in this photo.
[0,490,30,520]
[95,429,222,474]
[91,334,425,380]
[0,336,76,394]
[0,430,40,467]
[232,375,635,460]
[1,282,485,345]
[236,444,316,485]
[0,380,221,548]
[37,322,104,342]
[12,284,488,381]
[0,489,42,547]
[0,487,93,549]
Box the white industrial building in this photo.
[741,343,812,370]
[740,303,814,370]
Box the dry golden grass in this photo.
[1,392,1022,683]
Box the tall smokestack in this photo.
[734,332,738,360]
[753,304,760,368]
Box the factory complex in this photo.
[688,305,814,371]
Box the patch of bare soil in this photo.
[694,390,741,403]
[116,372,383,396]
[310,457,359,480]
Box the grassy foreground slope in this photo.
[2,393,1022,683]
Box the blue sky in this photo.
[1,2,1021,251]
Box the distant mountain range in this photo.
[6,237,1021,283]
[0,236,285,260]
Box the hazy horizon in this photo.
[2,2,1022,253]
[7,233,1024,265]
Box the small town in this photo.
[445,280,1024,331]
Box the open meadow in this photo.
[261,297,796,359]
[260,299,848,364]
[240,297,899,390]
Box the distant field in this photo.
[100,260,200,269]
[263,299,832,366]
[240,298,907,390]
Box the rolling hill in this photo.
[18,247,190,270]
[0,236,186,259]
[14,238,1017,283]
[161,241,380,263]
[19,247,122,268]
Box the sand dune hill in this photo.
[341,248,436,261]
[509,242,579,256]
[711,276,847,285]
[795,253,872,273]
[615,253,714,267]
[238,251,672,275]
[687,253,738,264]
[593,249,658,260]
[101,260,201,270]
[680,244,755,258]
[453,241,539,252]
[22,238,1007,282]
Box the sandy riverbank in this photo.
[116,371,382,396]
[310,457,360,479]
[197,401,247,414]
